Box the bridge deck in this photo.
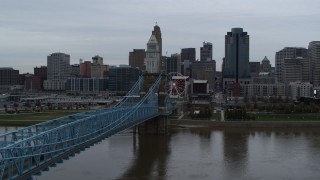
[0,73,174,180]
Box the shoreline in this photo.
[170,119,320,128]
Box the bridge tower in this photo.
[137,73,169,134]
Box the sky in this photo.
[1,0,319,73]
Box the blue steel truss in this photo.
[0,74,171,180]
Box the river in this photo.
[24,126,319,180]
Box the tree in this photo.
[243,96,249,104]
[3,104,7,113]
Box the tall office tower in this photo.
[47,53,71,80]
[181,48,196,62]
[260,56,271,73]
[281,58,303,83]
[309,41,320,84]
[191,61,216,91]
[152,25,162,57]
[92,55,103,65]
[129,49,146,69]
[44,52,71,90]
[0,67,19,87]
[223,28,250,83]
[200,42,213,61]
[275,47,307,83]
[108,66,140,92]
[145,34,161,73]
[165,53,181,74]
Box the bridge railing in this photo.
[115,75,144,108]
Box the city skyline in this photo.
[1,0,319,73]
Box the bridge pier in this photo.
[137,115,168,135]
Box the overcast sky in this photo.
[1,0,319,73]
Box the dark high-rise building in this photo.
[275,47,307,83]
[223,28,250,96]
[181,48,196,62]
[223,28,250,81]
[165,53,181,74]
[200,42,212,61]
[152,25,162,57]
[34,66,47,90]
[309,41,320,84]
[129,49,146,70]
[0,67,19,86]
[108,67,140,92]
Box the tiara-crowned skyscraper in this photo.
[145,25,162,73]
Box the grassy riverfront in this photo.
[252,113,320,121]
[0,110,85,126]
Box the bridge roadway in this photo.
[0,74,173,180]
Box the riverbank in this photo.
[0,110,85,126]
[170,119,320,128]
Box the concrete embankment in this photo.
[170,119,320,128]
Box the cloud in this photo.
[0,0,320,73]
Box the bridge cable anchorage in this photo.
[0,73,172,179]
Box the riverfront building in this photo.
[289,81,313,100]
[66,78,108,95]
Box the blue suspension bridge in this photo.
[0,73,174,180]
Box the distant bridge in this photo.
[0,73,174,180]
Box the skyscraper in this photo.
[152,25,162,57]
[145,33,161,73]
[200,42,212,61]
[165,53,181,74]
[44,52,71,90]
[129,49,146,70]
[275,47,307,82]
[181,48,196,62]
[223,28,250,82]
[47,53,71,80]
[309,41,320,84]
